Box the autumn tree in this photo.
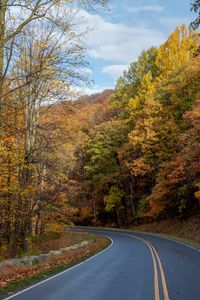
[82,119,128,224]
[147,97,200,217]
[156,25,197,78]
[110,47,159,119]
[109,26,199,221]
[104,186,125,227]
[190,0,200,29]
[0,0,107,257]
[0,0,107,126]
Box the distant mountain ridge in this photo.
[77,89,113,105]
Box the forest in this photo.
[0,1,200,259]
[59,26,200,228]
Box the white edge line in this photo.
[129,230,200,253]
[3,236,113,300]
[80,227,200,253]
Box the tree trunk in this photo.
[19,91,40,247]
[35,213,40,235]
[122,196,128,228]
[0,0,7,127]
[130,176,136,217]
[115,207,120,228]
[6,157,11,258]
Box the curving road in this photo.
[3,228,200,300]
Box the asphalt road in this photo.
[3,228,200,300]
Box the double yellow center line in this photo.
[124,233,170,300]
[142,238,170,300]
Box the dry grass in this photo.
[30,231,94,254]
[132,215,200,243]
[0,234,109,290]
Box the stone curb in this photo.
[0,240,91,268]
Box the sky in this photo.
[81,0,196,94]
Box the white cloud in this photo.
[75,85,113,95]
[102,64,128,79]
[129,5,164,13]
[80,10,165,63]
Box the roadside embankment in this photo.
[131,215,200,246]
[0,231,110,296]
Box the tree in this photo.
[0,0,107,125]
[0,0,108,257]
[104,186,125,227]
[109,26,199,221]
[145,56,200,218]
[110,47,159,119]
[82,119,128,224]
[147,99,200,217]
[3,17,90,251]
[156,25,197,78]
[190,0,200,30]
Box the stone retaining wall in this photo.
[0,240,92,268]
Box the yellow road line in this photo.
[150,243,170,300]
[146,241,160,300]
[124,233,170,300]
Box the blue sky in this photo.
[81,0,196,94]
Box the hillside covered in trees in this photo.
[0,21,200,257]
[48,25,200,229]
[50,25,200,226]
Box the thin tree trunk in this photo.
[35,213,40,235]
[122,196,128,228]
[19,93,40,249]
[92,189,97,225]
[6,157,11,258]
[130,176,136,217]
[0,0,7,127]
[115,207,120,228]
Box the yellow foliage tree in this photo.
[156,25,197,78]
